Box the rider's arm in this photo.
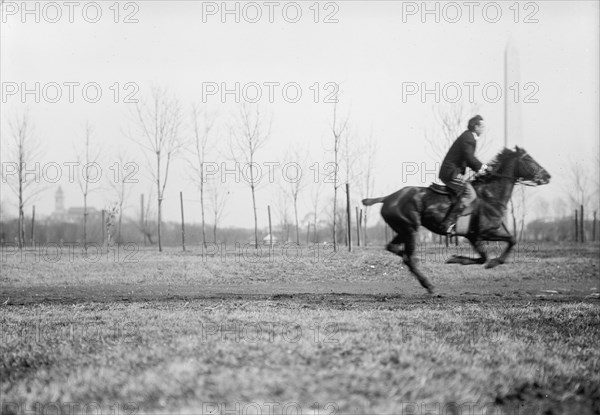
[463,139,483,173]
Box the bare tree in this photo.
[330,99,349,252]
[283,146,308,245]
[104,202,119,247]
[358,129,378,246]
[130,88,185,252]
[1,111,44,248]
[138,188,156,245]
[188,104,216,249]
[274,182,292,243]
[108,150,135,244]
[229,103,271,247]
[310,179,324,244]
[208,179,229,242]
[566,157,592,211]
[75,122,102,248]
[341,131,360,187]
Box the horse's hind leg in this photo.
[386,234,404,256]
[403,232,434,294]
[446,237,487,265]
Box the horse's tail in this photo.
[362,196,388,206]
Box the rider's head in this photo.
[468,115,485,137]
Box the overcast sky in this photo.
[1,0,598,229]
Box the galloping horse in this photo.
[362,147,551,294]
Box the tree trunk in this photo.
[157,153,163,252]
[180,191,186,251]
[18,160,24,249]
[294,198,299,245]
[251,183,258,248]
[332,189,337,251]
[118,203,123,245]
[200,177,207,249]
[364,208,368,247]
[213,217,217,243]
[346,183,351,252]
[83,194,88,249]
[157,197,163,252]
[30,205,35,247]
[140,193,146,246]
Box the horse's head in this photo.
[513,146,551,185]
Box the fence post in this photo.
[356,206,361,247]
[360,209,364,246]
[101,209,106,248]
[31,205,35,247]
[180,191,186,252]
[267,205,273,248]
[593,211,597,242]
[580,204,585,243]
[141,194,146,246]
[346,183,352,252]
[575,209,578,242]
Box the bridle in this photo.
[480,151,543,186]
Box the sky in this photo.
[1,0,599,229]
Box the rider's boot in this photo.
[440,201,464,235]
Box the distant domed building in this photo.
[49,186,98,223]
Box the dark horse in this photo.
[362,147,551,294]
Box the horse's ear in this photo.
[514,145,521,152]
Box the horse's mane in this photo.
[488,147,517,170]
[472,148,516,186]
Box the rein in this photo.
[478,151,539,186]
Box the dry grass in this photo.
[1,242,599,414]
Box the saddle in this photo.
[428,182,465,204]
[428,183,452,195]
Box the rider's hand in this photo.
[477,164,489,175]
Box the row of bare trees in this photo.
[3,90,597,250]
[1,88,378,252]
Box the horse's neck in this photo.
[486,179,515,208]
[480,161,516,210]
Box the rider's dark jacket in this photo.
[439,130,483,187]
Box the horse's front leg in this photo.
[483,227,516,269]
[446,237,488,265]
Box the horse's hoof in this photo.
[485,259,501,269]
[446,255,458,264]
[386,244,401,255]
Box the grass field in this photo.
[1,242,599,415]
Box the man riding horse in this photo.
[439,115,490,236]
[362,117,551,293]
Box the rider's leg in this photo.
[459,183,476,216]
[454,183,476,234]
[440,179,466,233]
